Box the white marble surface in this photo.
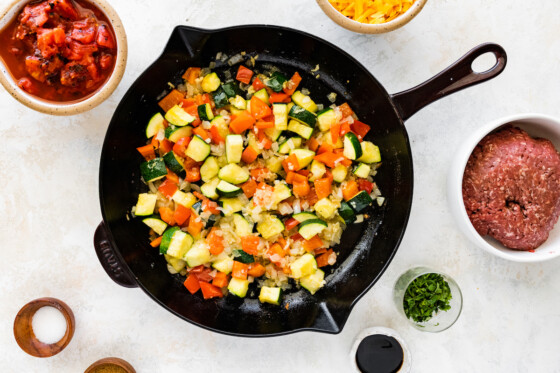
[1,0,560,371]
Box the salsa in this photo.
[0,0,117,102]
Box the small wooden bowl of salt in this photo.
[84,357,136,373]
[13,297,75,357]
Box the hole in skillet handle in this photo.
[471,52,498,74]
[391,43,507,121]
[94,222,138,288]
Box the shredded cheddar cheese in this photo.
[328,0,416,24]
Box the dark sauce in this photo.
[356,334,404,373]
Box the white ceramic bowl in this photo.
[0,0,127,115]
[448,114,560,262]
[316,0,427,34]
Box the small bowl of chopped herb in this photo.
[393,267,462,332]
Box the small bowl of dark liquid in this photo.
[350,327,411,373]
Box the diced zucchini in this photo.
[184,240,212,267]
[221,82,241,98]
[212,256,234,274]
[165,255,186,273]
[201,72,221,92]
[140,158,167,182]
[288,120,314,140]
[257,214,285,239]
[165,105,195,127]
[233,213,253,237]
[201,156,220,182]
[197,103,214,121]
[172,190,197,208]
[135,193,157,216]
[290,253,317,279]
[353,163,371,178]
[146,113,165,138]
[218,164,250,184]
[300,269,325,294]
[160,226,180,254]
[253,88,269,105]
[247,132,262,156]
[216,180,242,197]
[290,148,315,169]
[233,250,254,264]
[298,219,327,240]
[265,156,283,173]
[166,126,192,143]
[259,286,281,305]
[343,132,362,160]
[166,230,194,259]
[210,116,229,139]
[287,102,294,112]
[191,201,202,214]
[142,216,167,235]
[348,190,373,213]
[357,141,381,164]
[219,197,244,216]
[163,151,184,174]
[200,177,220,200]
[309,160,326,181]
[292,91,318,112]
[273,103,288,130]
[314,198,337,219]
[265,72,288,92]
[332,164,348,183]
[289,104,317,126]
[292,212,317,222]
[339,201,356,225]
[229,95,247,110]
[228,277,250,298]
[317,108,336,132]
[273,182,292,205]
[226,134,243,164]
[229,107,244,115]
[264,128,282,142]
[186,135,211,162]
[278,137,302,154]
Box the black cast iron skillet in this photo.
[94,25,506,337]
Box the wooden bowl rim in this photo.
[13,297,75,358]
[84,357,136,373]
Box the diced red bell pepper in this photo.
[200,282,223,299]
[252,77,265,91]
[236,65,254,84]
[184,274,201,294]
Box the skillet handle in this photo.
[391,43,507,121]
[94,223,138,288]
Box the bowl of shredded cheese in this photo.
[316,0,427,34]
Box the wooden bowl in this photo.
[84,357,136,373]
[316,0,428,34]
[0,0,128,115]
[13,297,75,358]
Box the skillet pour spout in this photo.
[96,25,506,336]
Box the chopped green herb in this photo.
[403,273,452,323]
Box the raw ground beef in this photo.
[462,126,560,250]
